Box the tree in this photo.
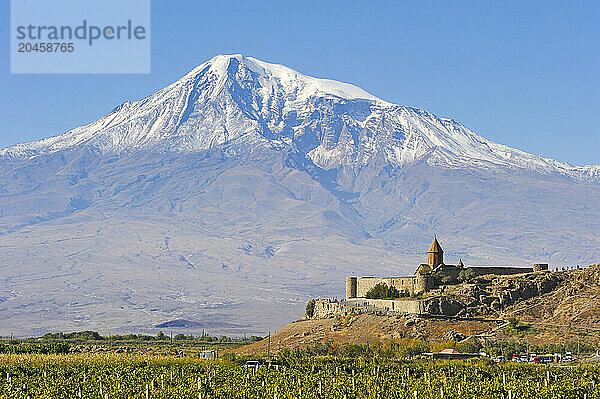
[365,283,400,299]
[440,275,456,285]
[458,268,477,283]
[156,331,166,340]
[306,299,316,318]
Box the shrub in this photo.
[458,268,477,283]
[392,338,430,358]
[42,331,102,341]
[365,283,400,300]
[457,341,481,353]
[306,299,316,318]
[0,342,70,354]
[505,317,532,335]
[440,274,457,285]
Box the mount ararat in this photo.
[1,55,598,336]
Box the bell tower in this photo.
[427,236,444,268]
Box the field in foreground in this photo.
[0,354,599,398]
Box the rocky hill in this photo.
[424,268,570,318]
[506,264,600,327]
[234,314,498,355]
[236,265,600,354]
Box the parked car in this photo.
[511,354,524,362]
[534,355,555,364]
[553,353,562,362]
[529,354,539,363]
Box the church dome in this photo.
[428,237,443,254]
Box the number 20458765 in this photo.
[18,42,74,52]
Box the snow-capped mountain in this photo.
[3,54,598,182]
[0,55,598,337]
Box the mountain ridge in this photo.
[2,54,598,182]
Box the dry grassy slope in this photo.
[234,314,496,355]
[506,264,600,328]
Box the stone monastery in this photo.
[345,237,548,300]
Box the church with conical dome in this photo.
[427,237,443,268]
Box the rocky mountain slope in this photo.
[0,55,598,337]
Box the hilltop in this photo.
[235,264,600,354]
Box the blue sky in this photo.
[1,0,598,165]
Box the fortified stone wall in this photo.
[417,274,436,292]
[348,267,540,300]
[344,298,426,314]
[533,263,549,272]
[352,276,427,299]
[312,300,351,318]
[470,267,534,276]
[346,277,357,299]
[311,298,428,318]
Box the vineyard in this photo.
[1,354,600,398]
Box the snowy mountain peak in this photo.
[1,54,598,182]
[185,54,386,103]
